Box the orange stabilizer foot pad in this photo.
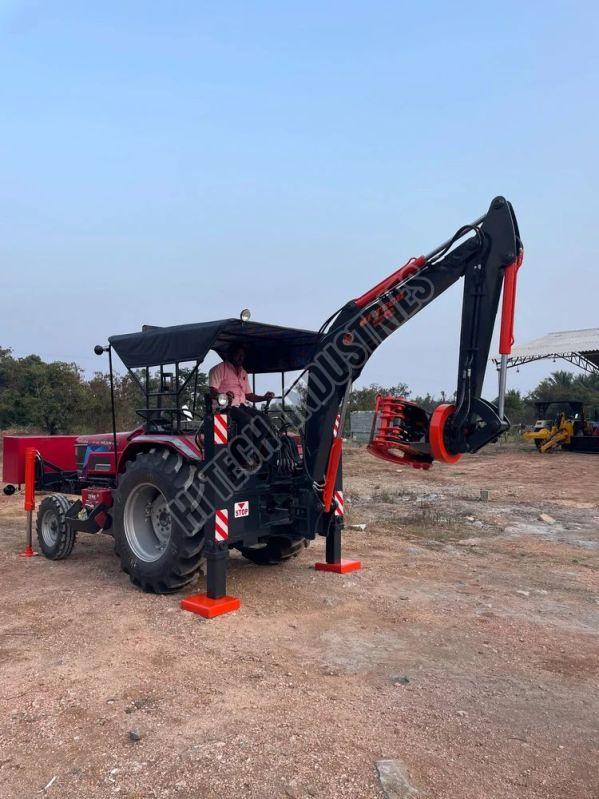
[180,593,241,619]
[19,547,38,558]
[314,559,362,574]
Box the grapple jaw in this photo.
[367,395,434,470]
[367,394,507,471]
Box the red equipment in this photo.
[0,196,522,617]
[367,395,433,469]
[314,558,362,574]
[499,251,523,356]
[322,437,343,511]
[3,435,77,485]
[354,256,426,309]
[23,448,37,513]
[429,404,462,464]
[21,448,39,558]
[180,593,241,619]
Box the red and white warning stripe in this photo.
[334,490,344,516]
[215,508,229,541]
[333,413,341,438]
[214,413,228,445]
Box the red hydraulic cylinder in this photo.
[497,249,523,421]
[322,437,343,513]
[499,250,524,356]
[21,448,38,557]
[353,256,426,309]
[24,448,36,512]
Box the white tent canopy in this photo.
[493,328,599,373]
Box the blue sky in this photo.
[1,1,598,397]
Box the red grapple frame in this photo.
[367,395,433,469]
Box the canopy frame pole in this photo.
[174,362,180,433]
[108,346,119,487]
[192,361,200,417]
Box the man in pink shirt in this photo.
[208,345,275,457]
[208,344,274,407]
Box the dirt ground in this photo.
[0,443,598,799]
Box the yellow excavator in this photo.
[523,410,574,452]
[523,400,599,453]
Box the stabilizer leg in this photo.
[315,523,361,574]
[181,413,240,619]
[181,542,241,618]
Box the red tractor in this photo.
[3,197,522,607]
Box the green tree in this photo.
[0,350,85,434]
[78,372,114,432]
[32,360,85,434]
[525,369,599,422]
[349,382,410,413]
[531,370,576,402]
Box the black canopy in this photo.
[109,319,322,373]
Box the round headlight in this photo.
[240,308,251,323]
[217,393,228,408]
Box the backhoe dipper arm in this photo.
[303,196,522,484]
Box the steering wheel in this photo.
[263,394,284,414]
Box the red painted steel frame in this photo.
[2,435,77,484]
[367,394,432,469]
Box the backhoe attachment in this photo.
[304,196,523,486]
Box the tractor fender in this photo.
[119,434,202,472]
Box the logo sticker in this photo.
[234,500,250,518]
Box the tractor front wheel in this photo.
[112,449,205,593]
[36,494,76,560]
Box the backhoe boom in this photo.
[304,196,523,483]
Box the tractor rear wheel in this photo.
[239,535,308,565]
[112,449,205,593]
[36,494,76,560]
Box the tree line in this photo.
[0,347,207,434]
[349,370,599,426]
[2,346,599,435]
